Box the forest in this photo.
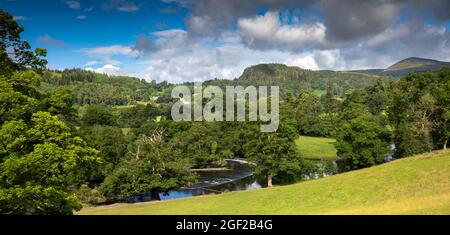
[0,9,449,215]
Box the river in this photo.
[122,159,338,203]
[122,159,261,203]
[160,159,261,200]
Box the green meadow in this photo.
[296,136,338,160]
[79,150,450,215]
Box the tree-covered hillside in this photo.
[206,64,381,97]
[39,69,174,106]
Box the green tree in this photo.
[100,130,195,200]
[336,114,391,171]
[0,112,100,215]
[0,9,47,76]
[295,91,324,136]
[340,89,370,121]
[365,78,389,116]
[41,88,77,123]
[170,122,224,168]
[244,103,304,187]
[78,125,129,184]
[81,105,116,126]
[0,14,100,214]
[389,69,450,156]
[0,70,41,124]
[431,68,450,150]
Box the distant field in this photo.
[113,101,154,109]
[79,150,450,215]
[296,136,338,160]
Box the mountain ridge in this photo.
[349,57,450,77]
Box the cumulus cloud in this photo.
[139,44,349,83]
[136,31,337,83]
[76,15,87,20]
[85,64,135,76]
[83,19,450,83]
[321,0,403,42]
[182,0,316,37]
[284,55,319,70]
[76,1,450,83]
[237,11,326,51]
[82,45,138,65]
[366,24,410,48]
[132,29,191,57]
[168,0,450,43]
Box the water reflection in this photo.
[160,160,261,200]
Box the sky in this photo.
[1,0,450,83]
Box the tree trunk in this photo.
[267,175,273,187]
[444,138,448,150]
[151,189,161,201]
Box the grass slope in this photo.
[347,57,450,77]
[384,57,449,71]
[296,136,337,160]
[79,150,450,215]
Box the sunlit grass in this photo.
[296,136,338,160]
[79,150,450,215]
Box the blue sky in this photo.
[1,0,450,83]
[1,0,188,72]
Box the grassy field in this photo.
[79,150,450,215]
[296,136,338,160]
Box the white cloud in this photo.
[284,56,319,70]
[66,1,81,9]
[79,13,450,84]
[85,64,135,76]
[76,15,87,20]
[237,11,326,51]
[367,24,410,48]
[314,49,344,70]
[139,42,327,83]
[82,45,138,65]
[83,45,136,57]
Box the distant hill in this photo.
[206,63,380,97]
[350,57,450,77]
[384,57,450,75]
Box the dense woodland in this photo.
[1,10,449,214]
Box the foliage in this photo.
[336,114,391,171]
[0,70,41,124]
[0,112,100,214]
[389,68,450,157]
[0,9,47,76]
[81,105,116,126]
[99,130,196,200]
[243,104,305,186]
